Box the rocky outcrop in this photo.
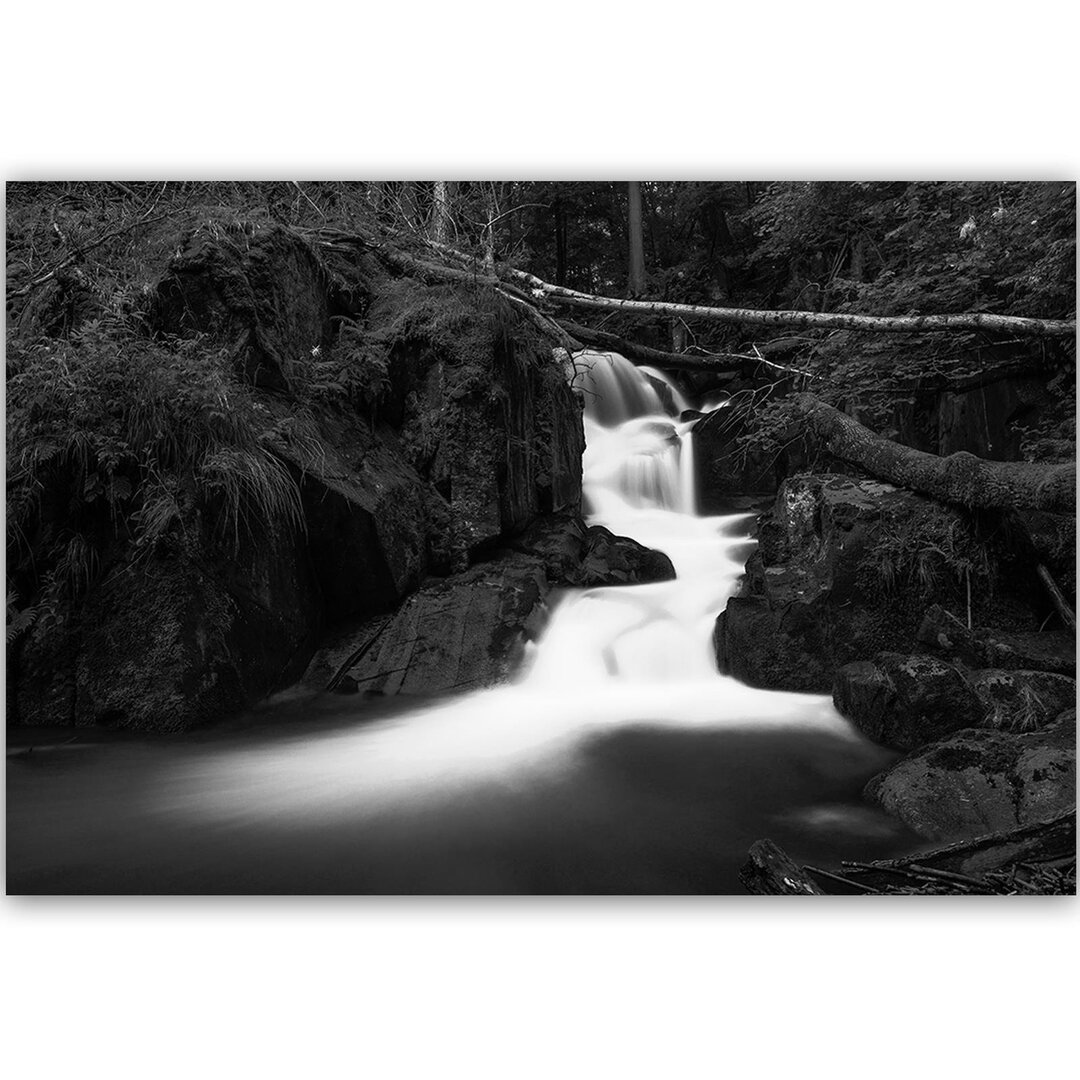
[10,225,588,732]
[715,476,946,691]
[151,224,335,390]
[714,474,1038,692]
[864,711,1076,841]
[307,553,548,698]
[833,653,1076,750]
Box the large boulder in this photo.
[715,474,1037,693]
[865,712,1076,841]
[834,652,1076,749]
[304,552,549,697]
[833,654,985,750]
[578,526,676,587]
[303,518,678,698]
[506,516,675,588]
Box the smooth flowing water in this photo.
[7,351,919,894]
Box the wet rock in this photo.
[716,476,936,691]
[917,604,1075,675]
[506,514,588,584]
[833,653,985,750]
[307,553,548,697]
[865,713,1077,842]
[715,474,1036,693]
[716,590,833,693]
[508,516,675,589]
[579,526,675,587]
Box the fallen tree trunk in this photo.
[790,392,1076,512]
[504,266,1077,339]
[416,235,1077,339]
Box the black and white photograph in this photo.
[6,179,1075,896]
[2,4,1077,1078]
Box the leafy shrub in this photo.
[6,319,314,615]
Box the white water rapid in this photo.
[8,350,912,893]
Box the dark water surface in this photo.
[7,690,921,894]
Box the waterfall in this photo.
[522,350,732,687]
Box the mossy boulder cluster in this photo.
[715,473,1076,845]
[9,224,589,732]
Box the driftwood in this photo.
[740,840,825,895]
[746,811,1076,896]
[790,392,1076,513]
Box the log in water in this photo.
[6,351,919,894]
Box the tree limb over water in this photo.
[790,392,1076,512]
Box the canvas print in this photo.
[5,181,1075,895]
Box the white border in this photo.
[4,3,1078,1077]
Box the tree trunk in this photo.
[482,183,497,271]
[627,181,646,297]
[791,392,1076,512]
[507,272,1075,338]
[432,181,452,244]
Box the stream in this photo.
[6,351,919,894]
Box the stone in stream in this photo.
[304,520,678,699]
[864,711,1077,842]
[833,654,984,751]
[304,553,549,697]
[506,515,676,589]
[833,650,1077,750]
[714,474,1041,694]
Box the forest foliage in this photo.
[6,180,1076,639]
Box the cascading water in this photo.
[7,349,916,894]
[526,351,729,687]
